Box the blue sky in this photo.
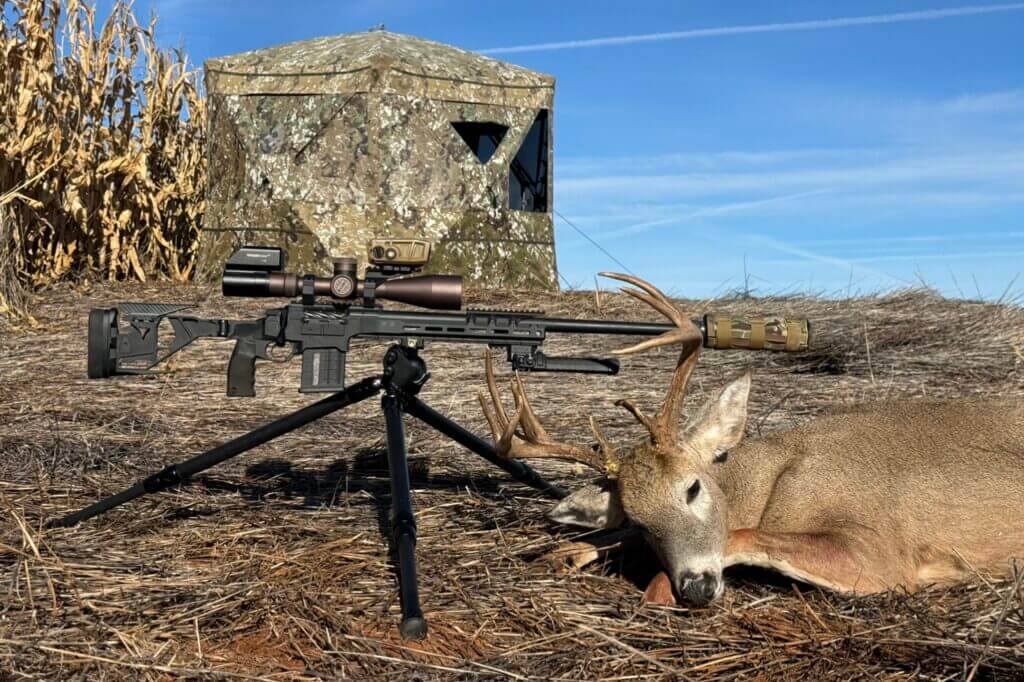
[134,1,1022,299]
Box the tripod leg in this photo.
[47,377,383,528]
[403,396,567,500]
[381,393,428,640]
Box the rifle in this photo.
[60,239,810,640]
[87,241,809,397]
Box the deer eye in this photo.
[686,480,701,504]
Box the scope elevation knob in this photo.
[331,258,358,299]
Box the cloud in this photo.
[554,131,1024,294]
[558,149,1024,202]
[792,231,1024,247]
[758,249,1024,265]
[744,234,912,284]
[580,189,834,239]
[942,89,1024,114]
[480,3,1024,54]
[558,148,888,176]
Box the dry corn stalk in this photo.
[0,0,206,303]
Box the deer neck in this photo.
[713,436,798,530]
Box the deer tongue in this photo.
[642,571,678,605]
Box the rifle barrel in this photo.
[544,315,810,352]
[541,318,680,336]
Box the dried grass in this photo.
[0,0,205,318]
[1,282,1022,679]
[0,206,30,319]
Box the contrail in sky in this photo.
[480,4,1024,54]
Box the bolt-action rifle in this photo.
[87,239,810,396]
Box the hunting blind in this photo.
[200,30,558,290]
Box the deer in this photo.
[478,273,1024,606]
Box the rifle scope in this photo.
[221,246,463,310]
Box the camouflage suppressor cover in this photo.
[200,31,558,291]
[704,315,810,352]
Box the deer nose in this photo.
[679,571,719,606]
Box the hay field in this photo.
[1,282,1022,680]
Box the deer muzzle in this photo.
[679,570,721,606]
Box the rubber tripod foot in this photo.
[399,616,428,640]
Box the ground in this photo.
[1,281,1022,680]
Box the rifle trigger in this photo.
[275,307,289,346]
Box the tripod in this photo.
[48,344,567,639]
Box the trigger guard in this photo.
[266,342,296,363]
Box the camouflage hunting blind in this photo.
[201,30,558,290]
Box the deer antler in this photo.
[600,272,704,448]
[477,351,620,476]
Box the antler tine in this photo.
[588,416,621,477]
[599,273,688,325]
[484,351,510,426]
[600,274,702,355]
[476,350,618,475]
[477,360,519,456]
[510,372,551,443]
[619,285,685,326]
[599,272,704,447]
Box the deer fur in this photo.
[480,272,1024,605]
[553,395,1024,603]
[720,398,1024,592]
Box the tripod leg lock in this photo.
[391,514,417,546]
[143,464,185,493]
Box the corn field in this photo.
[0,0,205,316]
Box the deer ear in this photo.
[547,480,626,529]
[684,373,751,464]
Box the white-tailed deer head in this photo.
[478,273,751,605]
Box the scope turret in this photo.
[221,245,463,310]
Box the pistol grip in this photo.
[227,339,265,397]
